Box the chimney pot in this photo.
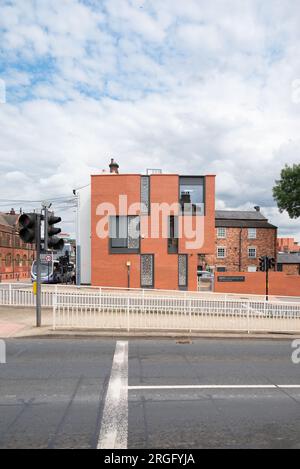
[109,158,119,174]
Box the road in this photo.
[0,338,300,449]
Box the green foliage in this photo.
[273,164,300,219]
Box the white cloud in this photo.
[0,0,299,239]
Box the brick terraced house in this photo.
[202,208,277,273]
[0,210,36,281]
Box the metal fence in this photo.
[1,283,300,333]
[53,290,300,334]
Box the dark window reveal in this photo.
[109,216,140,253]
[179,176,205,215]
[168,216,178,253]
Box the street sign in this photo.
[41,254,53,263]
[218,276,246,282]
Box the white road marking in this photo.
[128,384,300,390]
[97,341,128,449]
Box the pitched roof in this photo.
[215,210,277,229]
[277,253,300,264]
[215,210,267,221]
[0,213,19,229]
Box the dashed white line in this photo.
[97,341,128,449]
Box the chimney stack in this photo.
[109,158,119,174]
[254,206,260,212]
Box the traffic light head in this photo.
[19,213,37,244]
[268,257,276,270]
[45,213,64,251]
[259,256,267,272]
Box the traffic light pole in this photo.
[36,213,42,327]
[266,267,269,302]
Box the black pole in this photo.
[266,262,269,302]
[36,214,42,327]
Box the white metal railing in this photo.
[53,290,300,334]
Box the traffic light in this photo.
[45,213,64,251]
[19,213,38,244]
[259,256,267,272]
[268,257,276,270]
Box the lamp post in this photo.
[126,261,131,289]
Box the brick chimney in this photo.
[109,158,119,174]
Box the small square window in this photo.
[248,228,257,239]
[248,247,257,258]
[217,247,226,258]
[217,227,226,239]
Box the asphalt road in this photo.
[0,338,300,449]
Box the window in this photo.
[15,255,21,266]
[217,227,226,239]
[217,266,226,272]
[178,254,188,289]
[248,228,257,239]
[110,216,140,253]
[277,264,283,272]
[248,247,257,258]
[141,176,150,214]
[5,254,12,266]
[217,247,226,258]
[248,265,257,272]
[168,216,178,253]
[179,177,204,215]
[141,254,154,288]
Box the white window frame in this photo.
[217,227,226,239]
[217,246,226,259]
[248,247,257,259]
[248,228,257,239]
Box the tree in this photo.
[273,164,300,219]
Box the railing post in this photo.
[53,290,57,331]
[127,295,130,332]
[9,283,12,306]
[189,297,192,333]
[247,301,250,334]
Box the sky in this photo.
[0,0,299,239]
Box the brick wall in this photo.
[281,264,300,275]
[214,271,300,297]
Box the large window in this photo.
[141,254,154,288]
[109,216,140,253]
[179,177,205,215]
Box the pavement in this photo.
[0,338,300,449]
[1,306,299,340]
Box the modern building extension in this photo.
[90,161,216,290]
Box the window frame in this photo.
[179,176,205,215]
[217,227,227,239]
[248,247,257,259]
[217,246,226,259]
[248,228,257,239]
[109,215,140,254]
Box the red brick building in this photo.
[0,211,36,281]
[277,253,300,275]
[202,209,277,273]
[277,237,300,253]
[91,162,216,290]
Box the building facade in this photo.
[277,237,300,253]
[277,253,300,275]
[203,210,277,272]
[0,211,36,281]
[91,163,216,290]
